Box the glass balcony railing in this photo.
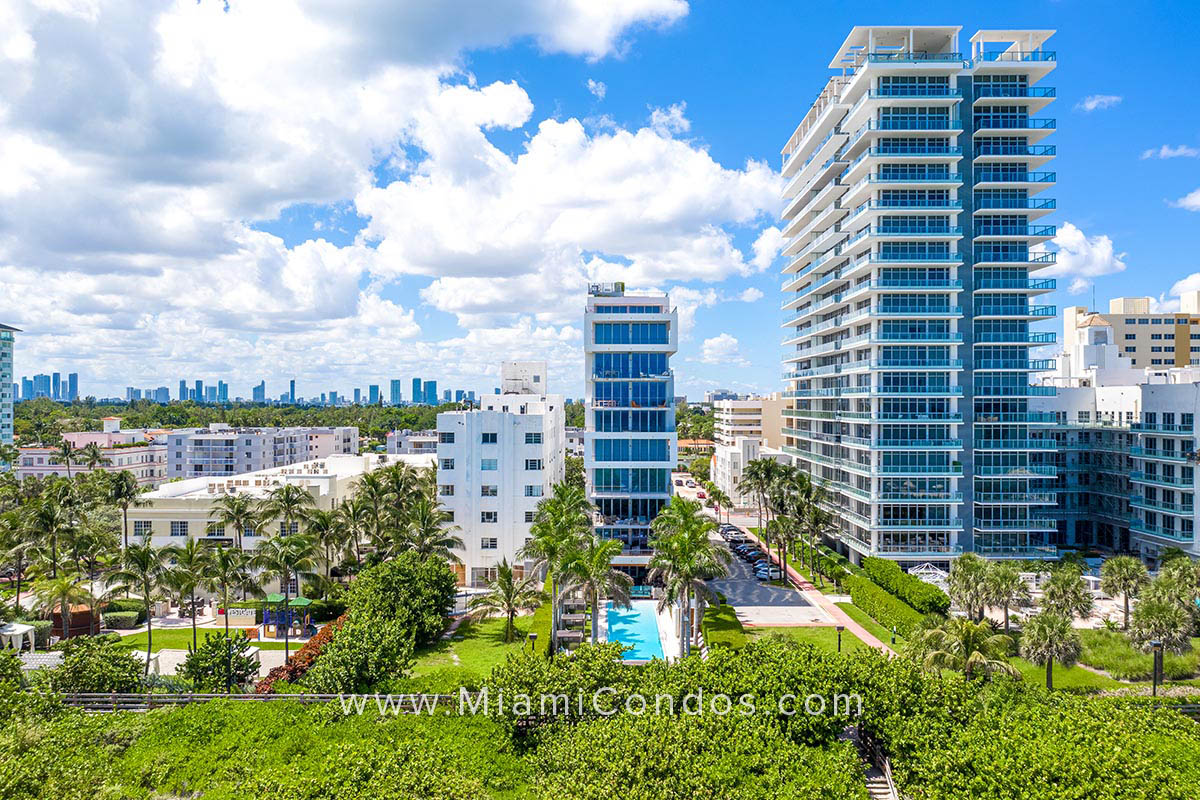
[973,385,1057,397]
[871,87,963,99]
[975,171,1056,183]
[875,438,963,448]
[974,358,1056,370]
[974,198,1056,211]
[972,253,1057,265]
[876,463,964,475]
[974,225,1056,237]
[974,86,1056,99]
[873,359,963,369]
[974,439,1057,450]
[1130,520,1193,541]
[875,305,962,316]
[1130,447,1192,462]
[972,544,1060,558]
[973,518,1058,531]
[1130,422,1194,433]
[872,544,965,556]
[845,227,962,248]
[877,331,963,342]
[974,331,1056,344]
[971,50,1057,65]
[1129,471,1193,488]
[973,304,1056,317]
[874,518,963,529]
[975,492,1057,503]
[1130,496,1194,515]
[974,117,1056,130]
[974,279,1056,291]
[867,51,964,63]
[974,464,1057,477]
[975,144,1056,158]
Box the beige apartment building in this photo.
[1064,292,1200,370]
[712,393,786,449]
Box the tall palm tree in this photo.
[107,470,147,550]
[25,496,71,579]
[398,496,464,563]
[1100,555,1149,630]
[334,497,370,570]
[1041,567,1094,620]
[0,510,38,616]
[466,558,547,642]
[203,546,258,692]
[984,561,1030,633]
[565,537,634,644]
[256,484,316,541]
[1020,611,1081,690]
[251,533,319,660]
[31,573,97,639]
[910,616,1018,679]
[354,471,391,551]
[1129,597,1193,654]
[51,440,80,480]
[737,458,777,547]
[947,552,990,621]
[209,492,258,551]
[520,482,592,654]
[166,538,211,652]
[649,496,731,657]
[305,508,348,580]
[77,443,110,471]
[108,541,170,672]
[802,501,834,579]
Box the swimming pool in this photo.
[605,599,665,661]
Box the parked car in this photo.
[685,481,696,488]
[696,490,707,499]
[674,479,683,486]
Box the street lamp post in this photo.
[528,632,538,654]
[1151,639,1163,697]
[836,624,844,653]
[891,625,896,645]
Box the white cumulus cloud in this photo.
[1042,222,1127,294]
[1171,188,1200,211]
[699,333,749,367]
[586,78,606,100]
[1075,94,1122,112]
[1141,144,1200,159]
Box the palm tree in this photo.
[737,458,780,547]
[251,533,319,660]
[984,561,1030,633]
[1041,567,1094,620]
[397,496,464,563]
[910,616,1018,680]
[334,497,370,570]
[203,546,258,691]
[209,492,257,552]
[1129,597,1193,654]
[708,486,732,524]
[466,558,547,642]
[649,496,731,657]
[166,538,212,652]
[565,537,634,644]
[802,501,834,580]
[51,440,80,480]
[520,482,592,654]
[0,511,37,616]
[1020,611,1081,690]
[1099,555,1149,630]
[305,508,348,581]
[947,552,990,621]
[256,484,316,541]
[107,470,148,550]
[77,443,110,471]
[31,572,97,639]
[25,496,71,578]
[108,541,170,672]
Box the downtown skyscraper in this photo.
[779,27,1058,565]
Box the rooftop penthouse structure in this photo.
[779,27,1059,566]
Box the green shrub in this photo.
[0,649,21,687]
[47,635,143,693]
[846,575,923,637]
[103,598,147,625]
[311,597,346,622]
[15,619,53,648]
[179,632,260,691]
[102,611,140,630]
[862,557,950,615]
[1079,629,1200,681]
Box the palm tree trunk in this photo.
[1123,595,1130,630]
[12,555,21,617]
[1045,658,1053,690]
[284,572,291,662]
[224,586,232,693]
[145,598,153,675]
[1003,604,1010,633]
[591,588,599,645]
[190,590,198,653]
[122,506,129,550]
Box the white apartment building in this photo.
[500,361,547,394]
[712,437,790,507]
[780,26,1060,566]
[436,390,565,587]
[565,426,586,457]
[386,429,438,455]
[584,283,678,578]
[167,424,357,479]
[17,418,169,487]
[128,453,433,555]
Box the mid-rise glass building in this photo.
[778,27,1059,566]
[584,283,678,580]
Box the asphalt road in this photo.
[708,536,813,608]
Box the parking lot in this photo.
[708,525,832,626]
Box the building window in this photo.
[524,458,543,470]
[439,458,455,470]
[439,431,455,443]
[243,525,257,539]
[205,522,224,537]
[481,511,498,523]
[525,432,543,444]
[1151,333,1164,340]
[439,484,455,496]
[482,433,497,444]
[279,521,299,536]
[480,537,498,549]
[481,485,498,497]
[170,521,188,537]
[481,458,498,471]
[133,520,152,537]
[524,511,535,523]
[524,485,544,497]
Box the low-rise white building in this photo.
[712,437,789,507]
[436,391,564,587]
[167,424,357,479]
[386,429,438,455]
[17,418,170,486]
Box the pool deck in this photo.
[601,600,676,663]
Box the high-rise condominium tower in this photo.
[0,325,17,450]
[584,283,678,581]
[779,27,1058,566]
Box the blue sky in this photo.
[3,1,1198,401]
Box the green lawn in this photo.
[116,628,292,652]
[702,604,747,650]
[836,602,905,648]
[745,625,868,654]
[1009,656,1123,690]
[409,617,536,680]
[1077,629,1200,682]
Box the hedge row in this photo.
[102,612,140,630]
[861,557,950,615]
[845,575,923,638]
[102,598,147,625]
